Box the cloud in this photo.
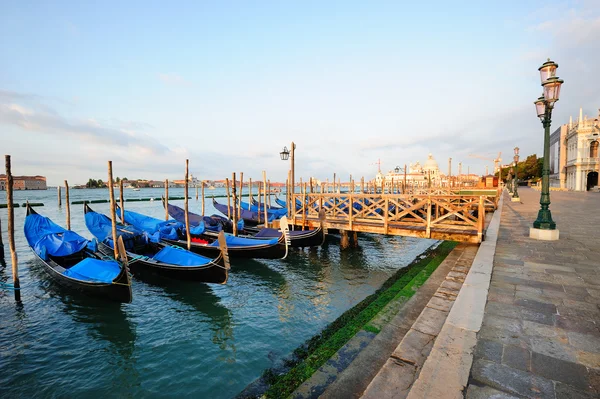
[158,73,192,87]
[0,89,169,155]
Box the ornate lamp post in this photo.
[280,143,296,217]
[531,59,564,240]
[394,166,400,173]
[512,147,520,200]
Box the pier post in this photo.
[0,218,4,266]
[64,180,70,230]
[196,186,198,201]
[340,229,350,250]
[119,179,124,222]
[239,172,244,222]
[226,178,231,220]
[232,172,238,236]
[263,171,268,228]
[426,197,432,238]
[5,155,20,301]
[184,160,191,250]
[57,186,61,207]
[107,161,119,259]
[164,179,169,220]
[201,181,205,216]
[351,231,359,248]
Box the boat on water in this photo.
[162,198,243,234]
[84,204,230,283]
[212,198,277,227]
[118,206,290,260]
[24,204,132,303]
[182,200,325,248]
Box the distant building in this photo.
[375,153,450,188]
[0,175,47,190]
[550,107,599,191]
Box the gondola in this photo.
[162,198,243,234]
[212,198,277,227]
[24,204,132,303]
[239,200,287,218]
[118,206,290,260]
[84,204,230,283]
[167,201,325,248]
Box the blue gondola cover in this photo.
[24,213,89,261]
[209,234,278,247]
[85,210,147,250]
[151,246,213,266]
[62,258,121,283]
[117,206,183,242]
[240,201,287,217]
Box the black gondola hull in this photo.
[97,242,228,284]
[162,237,286,260]
[31,251,132,303]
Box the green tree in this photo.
[97,179,104,188]
[115,176,120,183]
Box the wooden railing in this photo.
[289,192,498,243]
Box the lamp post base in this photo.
[530,227,559,241]
[511,197,521,202]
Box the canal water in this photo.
[0,188,436,398]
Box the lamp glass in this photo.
[539,60,558,83]
[543,77,563,103]
[535,96,546,119]
[280,146,289,161]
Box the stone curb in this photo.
[405,195,504,399]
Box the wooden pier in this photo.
[287,189,499,244]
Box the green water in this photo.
[0,188,436,398]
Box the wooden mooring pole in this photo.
[64,180,71,230]
[5,155,20,301]
[0,218,4,266]
[239,173,244,222]
[263,171,268,228]
[57,186,61,207]
[201,181,205,216]
[107,161,118,259]
[226,178,231,219]
[119,179,124,222]
[232,172,238,236]
[184,160,191,250]
[165,179,169,221]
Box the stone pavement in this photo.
[466,187,600,398]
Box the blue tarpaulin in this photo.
[209,234,278,247]
[254,228,308,238]
[240,201,287,217]
[63,258,121,283]
[85,210,147,250]
[24,213,89,261]
[117,206,183,242]
[152,246,213,266]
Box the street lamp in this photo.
[280,146,290,161]
[394,166,400,173]
[281,142,296,218]
[512,147,520,200]
[531,59,564,240]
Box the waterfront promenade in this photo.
[466,187,600,398]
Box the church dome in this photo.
[423,153,439,171]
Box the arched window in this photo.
[591,141,599,158]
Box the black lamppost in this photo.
[513,147,520,199]
[394,166,400,173]
[531,59,564,238]
[280,143,296,217]
[280,146,289,161]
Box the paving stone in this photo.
[391,329,435,367]
[558,306,600,322]
[473,338,503,363]
[530,337,577,363]
[522,320,566,339]
[480,326,531,349]
[470,358,555,399]
[486,302,554,326]
[487,291,515,305]
[587,288,600,298]
[576,351,600,370]
[440,279,464,291]
[514,298,557,314]
[562,299,600,312]
[514,290,562,306]
[482,314,522,334]
[568,331,600,353]
[361,358,417,399]
[555,315,600,336]
[412,306,448,336]
[565,286,591,296]
[465,384,520,399]
[554,382,599,399]
[531,351,591,391]
[425,295,455,314]
[501,345,530,372]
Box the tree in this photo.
[115,176,120,183]
[97,179,104,188]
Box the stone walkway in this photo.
[467,188,600,398]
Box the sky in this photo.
[1,0,599,186]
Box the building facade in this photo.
[0,175,47,190]
[549,108,600,191]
